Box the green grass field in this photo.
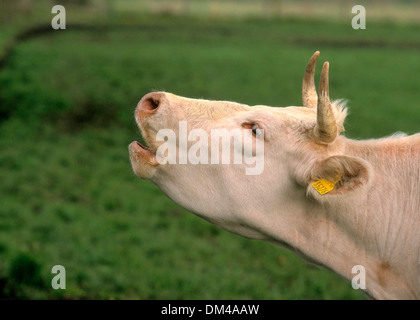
[1,12,420,299]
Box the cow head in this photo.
[129,51,372,240]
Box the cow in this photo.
[129,51,420,300]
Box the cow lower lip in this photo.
[129,141,159,167]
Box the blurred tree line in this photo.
[0,0,419,26]
[0,0,33,22]
[0,0,113,25]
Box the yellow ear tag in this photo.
[312,179,336,195]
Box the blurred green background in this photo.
[1,0,420,299]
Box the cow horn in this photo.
[315,62,337,144]
[302,51,320,108]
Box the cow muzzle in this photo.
[129,92,169,179]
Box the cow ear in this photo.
[307,155,371,196]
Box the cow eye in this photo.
[251,124,263,138]
[243,123,264,138]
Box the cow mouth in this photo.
[134,141,155,155]
[129,140,159,167]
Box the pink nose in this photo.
[137,92,165,114]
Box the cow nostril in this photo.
[138,92,165,115]
[142,97,160,112]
